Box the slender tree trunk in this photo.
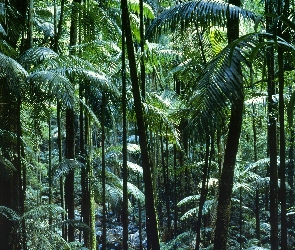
[48,112,53,226]
[65,108,75,242]
[195,133,210,250]
[140,0,146,99]
[265,1,279,248]
[64,0,80,242]
[160,132,171,240]
[28,0,34,49]
[278,35,287,250]
[121,1,160,248]
[53,0,65,52]
[122,15,129,248]
[0,80,21,249]
[57,102,66,240]
[173,144,178,237]
[213,1,243,248]
[101,92,107,250]
[252,103,261,244]
[278,1,288,248]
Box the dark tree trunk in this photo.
[121,1,160,248]
[252,103,260,244]
[101,92,107,250]
[195,133,210,250]
[161,132,171,240]
[80,86,91,247]
[65,108,75,242]
[0,79,22,249]
[213,1,243,248]
[265,0,279,248]
[121,16,129,248]
[57,102,66,240]
[53,0,65,52]
[173,144,178,237]
[48,113,53,226]
[278,1,288,248]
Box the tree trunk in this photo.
[121,14,129,248]
[252,103,260,244]
[121,1,160,248]
[213,1,243,248]
[101,92,107,250]
[195,133,210,250]
[265,0,279,248]
[278,1,288,248]
[65,108,75,242]
[0,79,21,249]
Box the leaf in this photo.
[128,0,155,19]
[0,206,20,221]
[0,155,16,178]
[53,159,83,181]
[18,47,58,70]
[177,194,200,207]
[146,0,256,39]
[22,204,65,220]
[180,207,198,220]
[126,181,145,203]
[127,161,143,175]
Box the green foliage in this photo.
[146,0,257,39]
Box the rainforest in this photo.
[0,0,294,249]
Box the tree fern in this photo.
[146,0,257,39]
[18,47,58,70]
[53,159,83,181]
[0,52,28,94]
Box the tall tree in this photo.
[213,0,243,249]
[121,0,160,249]
[65,0,81,242]
[265,0,278,248]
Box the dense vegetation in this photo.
[0,0,295,249]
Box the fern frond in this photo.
[0,206,20,221]
[0,52,28,93]
[177,194,200,207]
[18,47,58,70]
[22,204,65,220]
[53,159,83,181]
[126,181,145,203]
[0,155,16,177]
[26,70,75,108]
[127,161,143,175]
[180,207,198,220]
[146,0,257,39]
[128,0,155,19]
[127,143,141,154]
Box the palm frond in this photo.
[18,47,58,70]
[146,0,257,39]
[0,40,16,57]
[0,52,28,94]
[22,204,65,220]
[184,39,255,132]
[127,161,143,175]
[126,181,145,203]
[53,159,83,181]
[0,206,20,221]
[26,70,75,108]
[180,207,198,220]
[128,0,155,19]
[0,4,25,47]
[177,194,200,207]
[127,143,141,154]
[33,55,96,71]
[0,155,16,178]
